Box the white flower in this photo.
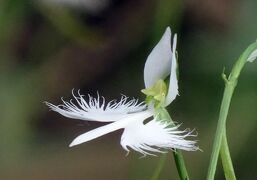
[45,27,198,155]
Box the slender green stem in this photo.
[220,131,236,180]
[159,108,190,180]
[150,154,167,180]
[207,42,257,180]
[173,150,189,180]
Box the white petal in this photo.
[69,110,153,147]
[120,118,199,156]
[144,27,172,88]
[45,90,146,122]
[165,34,178,106]
[247,49,257,62]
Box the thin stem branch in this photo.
[220,131,236,180]
[207,42,257,180]
[206,81,235,180]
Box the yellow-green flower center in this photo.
[141,79,167,108]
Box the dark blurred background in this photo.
[0,0,257,179]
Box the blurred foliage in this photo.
[0,0,257,179]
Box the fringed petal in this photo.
[45,90,146,122]
[120,118,199,156]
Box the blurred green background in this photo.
[1,0,257,179]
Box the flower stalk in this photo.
[207,42,257,180]
[173,150,189,180]
[160,108,190,180]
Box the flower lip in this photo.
[121,119,199,156]
[45,90,147,122]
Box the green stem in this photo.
[150,154,167,180]
[159,108,190,180]
[207,42,257,180]
[173,150,189,180]
[220,131,236,180]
